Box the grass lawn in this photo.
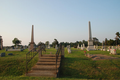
[0,47,120,80]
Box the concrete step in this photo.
[26,70,57,77]
[36,62,60,65]
[41,54,58,57]
[40,56,61,59]
[38,58,61,62]
[26,54,61,77]
[32,65,60,70]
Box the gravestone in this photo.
[55,45,58,49]
[102,41,104,49]
[77,44,80,49]
[67,45,71,53]
[101,41,107,51]
[94,45,96,49]
[110,49,117,55]
[96,45,98,50]
[23,46,25,49]
[7,49,23,51]
[28,46,30,50]
[23,46,27,49]
[0,53,5,57]
[48,45,50,49]
[119,46,120,50]
[112,46,114,49]
[107,49,110,51]
[29,25,36,51]
[15,46,18,49]
[81,45,83,50]
[81,44,85,50]
[103,49,106,51]
[107,46,111,52]
[81,44,82,49]
[87,21,95,51]
[83,44,85,49]
[8,53,13,55]
[5,47,8,51]
[0,36,3,50]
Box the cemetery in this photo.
[0,47,120,80]
[1,0,120,79]
[0,23,120,80]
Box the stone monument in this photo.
[96,45,98,50]
[55,45,58,49]
[29,25,36,51]
[67,45,71,53]
[0,53,5,57]
[48,45,50,49]
[110,49,117,55]
[77,44,80,49]
[87,21,95,51]
[0,36,3,50]
[81,44,83,50]
[81,44,85,50]
[102,41,104,49]
[83,43,85,49]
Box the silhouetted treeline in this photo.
[60,40,102,48]
[104,39,120,46]
[49,37,120,48]
[59,39,120,48]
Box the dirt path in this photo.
[85,54,120,60]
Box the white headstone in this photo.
[94,45,96,49]
[112,46,114,49]
[81,44,83,50]
[83,44,85,48]
[81,45,82,48]
[48,45,50,49]
[67,45,71,53]
[96,45,98,50]
[109,49,117,55]
[77,44,80,49]
[55,45,58,49]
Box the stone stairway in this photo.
[26,54,61,77]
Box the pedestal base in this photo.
[87,40,96,51]
[87,46,96,51]
[29,43,36,51]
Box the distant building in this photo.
[0,36,3,50]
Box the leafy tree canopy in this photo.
[12,38,21,46]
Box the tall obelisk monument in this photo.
[29,25,35,51]
[87,21,95,51]
[0,36,3,50]
[89,21,92,40]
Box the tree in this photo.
[115,32,120,45]
[107,39,115,46]
[104,38,108,49]
[45,41,49,48]
[105,38,108,45]
[82,40,88,47]
[37,42,44,46]
[93,37,99,45]
[116,32,120,38]
[52,39,59,48]
[115,36,119,45]
[12,38,21,46]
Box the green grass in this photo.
[0,49,39,76]
[0,48,120,80]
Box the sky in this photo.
[0,0,120,46]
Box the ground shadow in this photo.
[59,57,91,79]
